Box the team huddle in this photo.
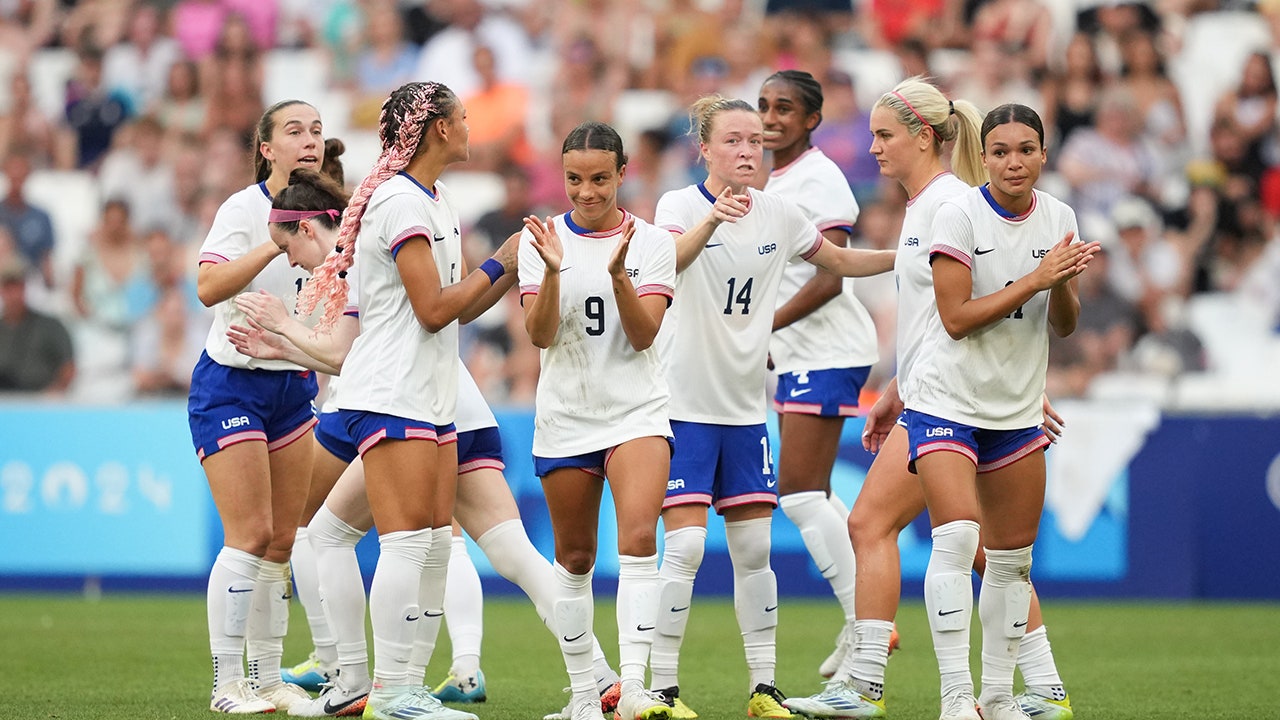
[188,70,1097,720]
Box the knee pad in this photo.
[265,579,291,638]
[799,526,837,579]
[725,518,772,575]
[309,505,367,549]
[553,593,594,654]
[734,569,778,634]
[661,526,706,581]
[656,578,694,638]
[224,581,254,638]
[983,546,1033,639]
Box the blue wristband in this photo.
[480,257,504,285]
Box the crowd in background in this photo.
[1,0,1278,406]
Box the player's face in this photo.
[563,148,624,228]
[868,104,925,182]
[444,104,470,163]
[758,80,817,155]
[702,110,763,189]
[261,103,324,177]
[982,121,1046,205]
[270,219,334,272]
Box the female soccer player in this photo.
[648,95,894,720]
[189,99,335,715]
[757,69,877,676]
[519,120,676,720]
[905,104,1096,720]
[296,80,516,720]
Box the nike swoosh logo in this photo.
[559,265,574,272]
[705,243,724,248]
[789,388,812,398]
[405,614,420,622]
[817,564,835,575]
[227,587,252,593]
[1013,620,1028,628]
[433,235,446,243]
[937,608,964,616]
[974,247,995,255]
[637,624,655,631]
[323,693,367,715]
[563,631,587,642]
[671,605,689,612]
[766,479,777,487]
[765,605,778,612]
[423,610,444,617]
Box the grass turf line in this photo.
[3,594,1278,719]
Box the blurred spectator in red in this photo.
[99,116,178,234]
[0,71,57,167]
[153,59,206,135]
[867,0,946,49]
[0,257,74,394]
[1042,33,1104,151]
[201,13,264,143]
[0,149,55,288]
[463,45,533,171]
[103,2,179,114]
[768,11,831,74]
[59,44,134,170]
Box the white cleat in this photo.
[614,688,673,720]
[939,691,981,720]
[569,693,606,720]
[288,679,371,717]
[782,680,886,718]
[211,678,277,714]
[256,683,312,714]
[977,697,1032,720]
[363,686,478,720]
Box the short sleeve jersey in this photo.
[518,210,675,456]
[766,147,878,373]
[199,182,312,371]
[905,186,1080,429]
[333,172,463,425]
[655,184,823,425]
[894,172,971,403]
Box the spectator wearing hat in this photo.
[0,258,75,394]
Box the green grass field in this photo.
[4,593,1278,719]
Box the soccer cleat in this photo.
[570,694,607,720]
[976,697,1031,720]
[1012,692,1072,720]
[599,681,622,715]
[211,677,277,714]
[888,625,901,656]
[282,653,336,692]
[782,680,885,719]
[747,684,794,719]
[543,678,625,720]
[819,625,852,679]
[615,688,673,720]
[431,669,487,703]
[288,679,371,717]
[654,686,698,720]
[362,685,478,720]
[939,691,981,720]
[258,683,313,714]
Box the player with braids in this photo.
[297,81,517,720]
[189,99,340,715]
[648,94,895,720]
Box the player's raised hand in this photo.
[1030,232,1100,290]
[607,217,636,278]
[710,186,750,225]
[235,290,289,333]
[227,319,289,360]
[524,215,564,272]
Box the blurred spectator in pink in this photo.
[0,149,55,288]
[59,44,134,170]
[173,0,276,59]
[99,116,179,235]
[463,45,533,171]
[103,2,180,114]
[0,71,57,168]
[810,69,880,206]
[1058,85,1160,221]
[201,12,264,143]
[0,257,75,395]
[348,0,419,129]
[1042,33,1104,151]
[768,11,830,75]
[153,59,206,135]
[413,0,533,102]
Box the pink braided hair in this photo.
[296,82,454,330]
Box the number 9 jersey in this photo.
[517,210,676,457]
[655,183,823,426]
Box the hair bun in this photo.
[324,137,346,158]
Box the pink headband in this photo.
[892,91,931,129]
[268,208,340,223]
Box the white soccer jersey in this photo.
[333,173,463,425]
[199,182,313,371]
[656,184,823,425]
[456,361,497,433]
[894,172,972,404]
[905,187,1080,429]
[766,147,878,373]
[518,210,675,457]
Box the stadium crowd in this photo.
[0,0,1277,405]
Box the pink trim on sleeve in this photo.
[660,225,686,234]
[929,244,972,269]
[199,251,230,265]
[799,232,824,260]
[636,284,674,298]
[389,225,433,255]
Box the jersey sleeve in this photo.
[374,192,436,260]
[928,200,974,268]
[782,198,824,262]
[654,191,689,234]
[516,227,545,299]
[798,171,859,233]
[635,225,676,300]
[343,263,360,318]
[199,199,254,265]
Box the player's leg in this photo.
[431,524,486,703]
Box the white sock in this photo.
[444,535,483,678]
[843,619,893,699]
[1018,625,1066,700]
[726,517,778,691]
[978,545,1033,708]
[477,520,615,680]
[208,547,261,693]
[309,506,369,689]
[407,526,453,684]
[650,526,705,690]
[780,491,857,623]
[616,554,659,686]
[291,527,338,667]
[925,520,979,700]
[554,562,597,702]
[247,560,291,689]
[369,528,432,687]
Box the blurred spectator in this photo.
[1213,51,1277,171]
[866,0,946,48]
[1058,85,1161,221]
[969,0,1054,73]
[1106,196,1186,331]
[951,38,1042,115]
[548,35,622,150]
[59,44,133,170]
[718,19,774,102]
[1047,243,1141,398]
[413,0,533,102]
[810,69,880,206]
[767,11,831,73]
[0,0,58,58]
[0,150,56,288]
[1042,33,1104,151]
[201,13,264,143]
[1116,30,1185,156]
[99,116,179,235]
[0,70,57,167]
[348,0,418,128]
[60,0,133,52]
[152,59,206,135]
[172,0,229,60]
[463,45,533,170]
[129,228,204,395]
[470,164,532,260]
[1076,0,1160,77]
[0,257,75,394]
[103,3,180,114]
[619,128,686,222]
[71,199,141,331]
